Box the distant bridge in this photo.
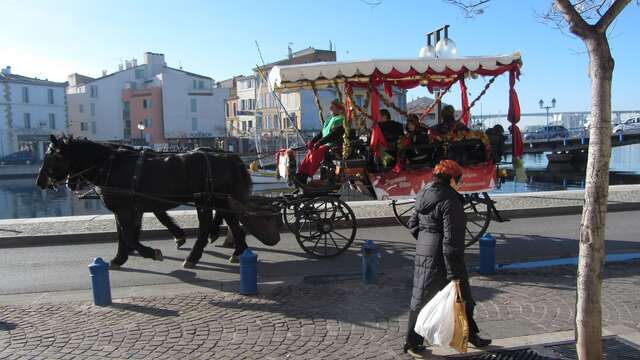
[471,110,640,122]
[504,130,640,163]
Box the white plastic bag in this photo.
[413,281,456,346]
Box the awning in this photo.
[269,52,521,90]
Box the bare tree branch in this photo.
[596,0,632,32]
[358,0,383,7]
[443,0,491,17]
[554,0,593,38]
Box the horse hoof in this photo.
[183,260,196,269]
[109,262,121,270]
[228,255,239,264]
[175,237,186,249]
[154,249,164,261]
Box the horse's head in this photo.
[36,135,73,190]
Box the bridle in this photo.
[42,146,113,190]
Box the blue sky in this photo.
[2,0,638,115]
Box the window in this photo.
[190,98,197,112]
[143,99,151,109]
[80,122,88,131]
[257,95,262,108]
[49,113,56,129]
[273,114,279,129]
[233,103,236,116]
[135,68,144,79]
[192,117,198,131]
[89,85,98,98]
[144,117,152,128]
[48,89,55,104]
[91,122,96,134]
[79,104,84,113]
[355,95,364,107]
[198,80,204,89]
[90,103,96,116]
[225,103,229,117]
[248,121,252,129]
[265,114,270,128]
[22,87,29,103]
[193,79,197,89]
[24,113,31,128]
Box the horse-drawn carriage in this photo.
[269,51,524,248]
[36,52,523,269]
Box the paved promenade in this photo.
[1,261,639,359]
[1,185,640,246]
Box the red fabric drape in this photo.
[507,69,523,160]
[297,145,329,177]
[459,77,470,125]
[384,83,393,98]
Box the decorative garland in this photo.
[370,85,412,118]
[455,75,498,123]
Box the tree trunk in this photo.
[575,33,614,360]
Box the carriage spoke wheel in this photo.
[283,201,302,235]
[390,193,492,248]
[462,193,492,247]
[293,196,356,258]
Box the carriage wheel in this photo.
[390,193,492,248]
[391,200,415,228]
[462,193,492,247]
[283,201,301,235]
[293,196,356,258]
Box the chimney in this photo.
[118,63,124,71]
[288,45,293,60]
[125,60,132,69]
[102,70,108,77]
[1,66,10,75]
[132,58,137,67]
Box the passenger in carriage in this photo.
[430,105,469,135]
[399,114,430,165]
[378,109,404,155]
[485,124,506,163]
[295,99,345,184]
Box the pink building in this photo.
[122,87,164,144]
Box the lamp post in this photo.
[419,25,457,124]
[137,122,146,145]
[539,98,556,142]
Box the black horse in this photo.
[36,135,252,269]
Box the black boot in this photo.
[469,334,492,348]
[403,343,427,358]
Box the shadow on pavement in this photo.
[109,302,179,317]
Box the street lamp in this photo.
[137,122,145,144]
[539,98,556,142]
[419,25,458,124]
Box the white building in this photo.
[0,66,67,158]
[236,76,256,133]
[67,52,228,147]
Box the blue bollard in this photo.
[239,248,258,295]
[563,138,567,147]
[89,257,112,306]
[479,233,496,275]
[361,240,381,284]
[581,136,586,145]
[619,131,624,142]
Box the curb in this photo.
[2,202,640,249]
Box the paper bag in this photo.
[449,280,469,353]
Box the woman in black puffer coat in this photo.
[403,160,491,358]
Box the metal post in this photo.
[546,108,549,142]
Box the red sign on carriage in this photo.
[368,162,496,199]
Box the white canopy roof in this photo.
[269,52,521,89]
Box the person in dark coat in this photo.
[404,159,491,357]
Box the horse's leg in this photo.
[110,216,130,270]
[116,209,163,262]
[208,211,225,244]
[154,211,186,249]
[226,215,248,264]
[183,207,213,268]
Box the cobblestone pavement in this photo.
[2,185,640,239]
[1,261,639,360]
